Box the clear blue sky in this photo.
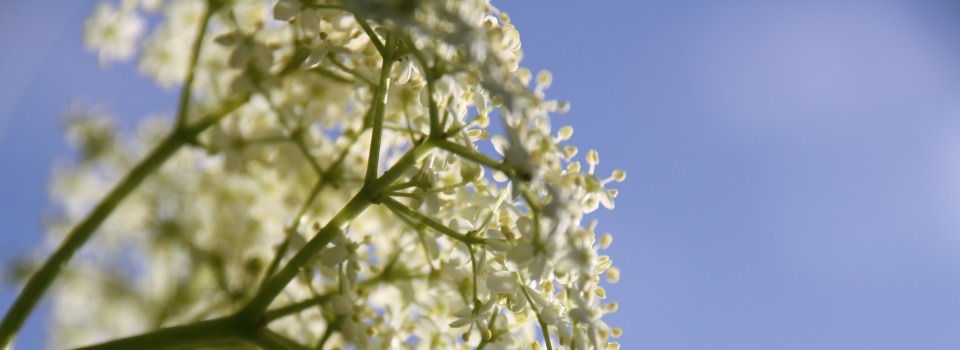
[3,0,960,349]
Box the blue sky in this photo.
[3,0,960,349]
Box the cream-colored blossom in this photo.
[35,0,625,349]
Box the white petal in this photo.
[484,239,511,252]
[303,48,327,69]
[330,294,353,316]
[506,243,534,265]
[273,0,300,21]
[486,271,518,293]
[320,244,349,267]
[397,59,415,84]
[490,135,508,156]
[449,218,475,233]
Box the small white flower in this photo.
[486,271,518,294]
[84,2,145,65]
[272,0,300,21]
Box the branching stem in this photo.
[379,196,485,246]
[0,94,250,348]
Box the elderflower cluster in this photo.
[39,0,625,349]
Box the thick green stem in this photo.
[365,32,398,184]
[245,329,312,350]
[260,122,366,287]
[241,139,437,320]
[73,316,244,350]
[0,95,248,348]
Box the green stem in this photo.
[476,306,500,350]
[264,294,333,322]
[355,16,385,55]
[309,65,355,84]
[241,139,437,320]
[379,196,485,246]
[518,277,553,350]
[73,316,244,350]
[174,2,214,129]
[406,38,441,137]
[313,317,342,350]
[260,177,325,288]
[258,107,368,287]
[468,246,480,308]
[266,248,428,322]
[0,95,249,348]
[365,32,397,184]
[434,139,510,174]
[326,52,377,87]
[292,134,324,176]
[246,328,312,350]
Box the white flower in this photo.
[41,1,625,349]
[485,271,518,294]
[84,2,145,65]
[272,0,300,21]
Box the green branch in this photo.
[518,276,554,350]
[245,329,312,350]
[365,32,398,184]
[174,2,214,129]
[434,139,510,174]
[0,94,249,348]
[313,316,342,350]
[379,196,485,246]
[326,52,377,87]
[405,37,442,137]
[355,16,386,56]
[73,316,244,350]
[259,177,324,288]
[240,139,437,320]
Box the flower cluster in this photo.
[33,0,625,349]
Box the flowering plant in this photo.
[1,0,624,349]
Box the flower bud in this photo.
[612,169,626,182]
[606,266,620,283]
[557,126,573,141]
[599,233,613,249]
[536,70,553,90]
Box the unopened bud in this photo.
[612,169,626,182]
[563,145,578,159]
[557,126,573,141]
[606,266,620,283]
[536,70,553,89]
[599,233,613,249]
[607,302,619,312]
[611,327,623,338]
